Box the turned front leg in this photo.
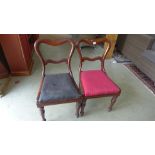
[40,107,46,121]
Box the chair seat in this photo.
[81,70,120,97]
[38,73,81,103]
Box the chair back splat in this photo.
[76,37,111,73]
[34,39,75,77]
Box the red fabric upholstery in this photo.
[81,70,120,97]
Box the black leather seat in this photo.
[38,73,81,104]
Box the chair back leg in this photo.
[76,102,80,118]
[80,98,87,116]
[108,95,119,112]
[76,98,83,118]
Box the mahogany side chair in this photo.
[34,39,82,121]
[76,37,121,116]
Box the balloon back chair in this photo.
[76,37,121,116]
[34,39,82,121]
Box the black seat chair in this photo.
[34,39,82,121]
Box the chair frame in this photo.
[34,39,82,121]
[76,37,121,116]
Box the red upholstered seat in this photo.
[81,70,120,97]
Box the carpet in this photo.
[124,64,155,94]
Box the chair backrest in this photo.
[34,39,75,77]
[76,37,111,72]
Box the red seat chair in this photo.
[34,39,82,121]
[76,38,121,116]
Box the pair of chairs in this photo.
[34,38,121,121]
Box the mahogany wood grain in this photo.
[0,43,10,79]
[0,63,9,79]
[0,34,38,76]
